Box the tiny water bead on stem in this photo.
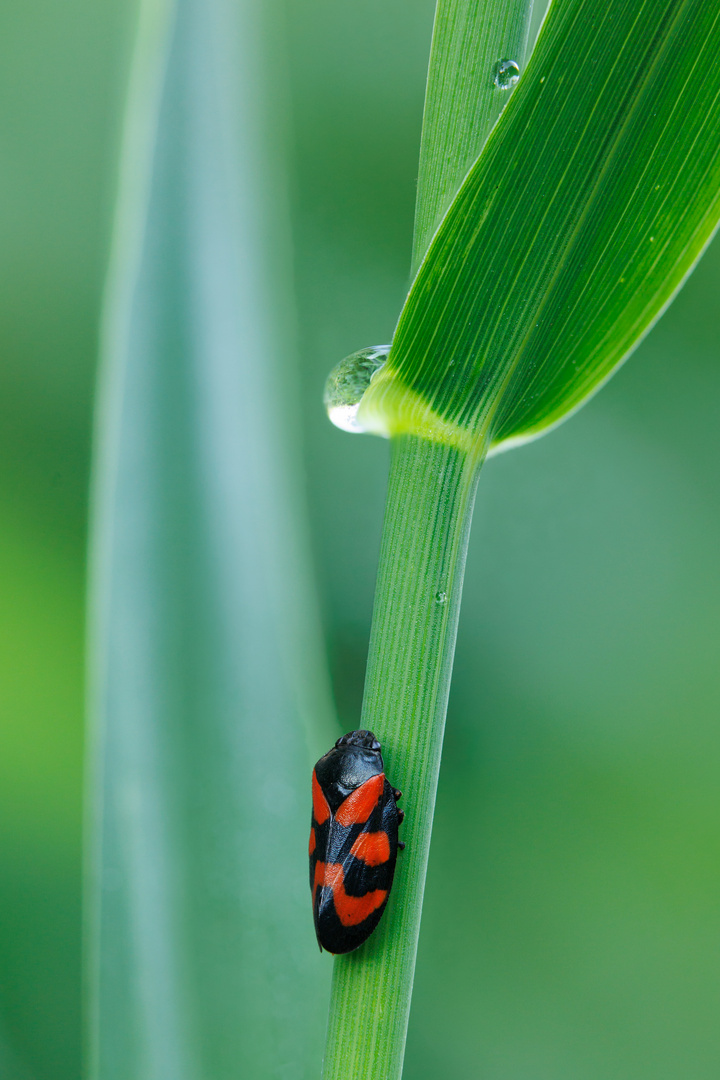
[324,346,390,433]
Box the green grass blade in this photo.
[0,1019,32,1080]
[323,2,720,1078]
[412,0,536,272]
[363,0,720,454]
[322,436,483,1080]
[87,0,335,1077]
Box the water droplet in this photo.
[324,345,390,433]
[493,59,520,90]
[435,591,447,604]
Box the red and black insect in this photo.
[309,729,404,954]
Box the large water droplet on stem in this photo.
[324,345,390,433]
[493,58,520,90]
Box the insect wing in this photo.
[309,768,331,937]
[313,775,400,954]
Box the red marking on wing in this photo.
[309,827,316,856]
[335,773,384,827]
[314,861,387,927]
[312,770,330,824]
[350,830,390,867]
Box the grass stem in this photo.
[322,433,485,1080]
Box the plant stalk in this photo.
[322,433,485,1080]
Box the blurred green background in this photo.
[1,0,718,1078]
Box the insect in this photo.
[309,729,404,954]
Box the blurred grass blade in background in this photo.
[412,0,536,272]
[363,0,720,454]
[0,1017,32,1080]
[87,0,335,1077]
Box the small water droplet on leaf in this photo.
[324,345,390,433]
[435,591,447,604]
[493,59,520,90]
